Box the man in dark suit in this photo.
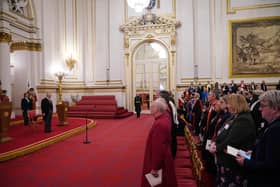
[41,93,53,133]
[134,94,142,118]
[21,92,31,126]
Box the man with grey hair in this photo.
[236,90,280,187]
[141,98,177,187]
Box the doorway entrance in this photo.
[134,42,169,112]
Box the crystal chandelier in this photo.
[127,0,150,12]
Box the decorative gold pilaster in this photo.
[0,32,12,43]
[10,42,42,52]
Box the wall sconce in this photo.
[65,55,76,72]
[54,71,66,104]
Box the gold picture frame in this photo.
[229,16,280,78]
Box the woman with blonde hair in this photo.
[236,90,280,187]
[209,94,256,186]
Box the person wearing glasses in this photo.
[209,94,256,186]
[236,90,280,187]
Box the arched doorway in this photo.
[120,13,180,111]
[133,41,169,112]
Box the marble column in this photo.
[0,32,12,99]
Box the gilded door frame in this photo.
[131,39,170,112]
[120,14,180,111]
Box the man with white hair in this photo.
[236,90,280,187]
[141,98,177,187]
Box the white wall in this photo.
[16,0,279,110]
[176,0,280,85]
[94,0,109,81]
[176,0,195,81]
[109,0,125,82]
[215,0,280,84]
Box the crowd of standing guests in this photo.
[140,79,279,187]
[177,80,280,187]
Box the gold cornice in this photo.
[124,0,176,21]
[226,0,280,14]
[36,84,126,94]
[0,32,12,43]
[180,78,212,83]
[10,41,42,52]
[1,11,38,31]
[5,0,35,20]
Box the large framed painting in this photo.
[229,16,280,78]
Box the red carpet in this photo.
[0,114,154,187]
[0,117,91,153]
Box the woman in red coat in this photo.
[141,98,177,187]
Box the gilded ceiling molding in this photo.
[0,32,12,43]
[10,41,42,52]
[120,13,180,53]
[7,0,35,20]
[120,13,180,34]
[226,0,280,14]
[124,0,176,21]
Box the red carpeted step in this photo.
[177,139,186,145]
[175,158,192,168]
[177,179,198,187]
[68,95,132,119]
[67,112,116,119]
[77,99,117,105]
[114,112,134,119]
[81,95,115,100]
[177,136,185,140]
[176,150,191,159]
[177,145,188,151]
[176,168,194,179]
[116,107,126,114]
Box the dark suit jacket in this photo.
[215,112,256,171]
[134,96,142,112]
[21,98,30,111]
[192,99,202,125]
[244,118,280,187]
[41,97,53,120]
